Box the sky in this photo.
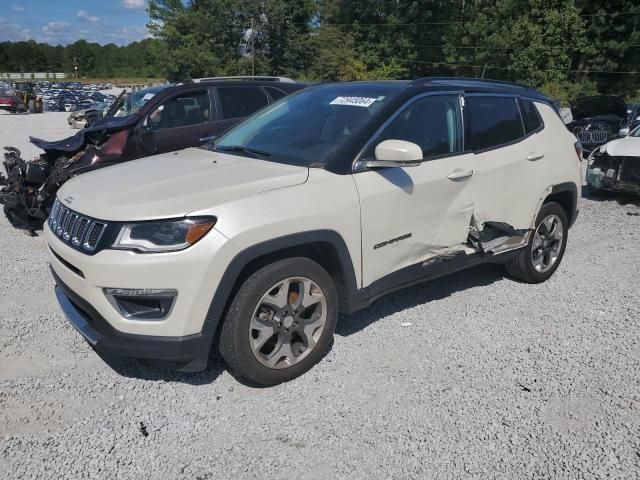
[0,0,151,46]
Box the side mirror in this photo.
[362,140,423,168]
[619,127,630,137]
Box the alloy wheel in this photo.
[249,277,327,369]
[531,214,564,273]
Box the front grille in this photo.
[577,130,609,145]
[48,199,108,253]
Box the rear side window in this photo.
[520,99,543,134]
[265,87,287,101]
[218,87,269,119]
[465,96,524,151]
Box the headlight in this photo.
[113,217,216,253]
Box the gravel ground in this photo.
[1,113,639,479]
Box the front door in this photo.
[146,89,214,154]
[353,93,476,287]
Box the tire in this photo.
[219,257,338,386]
[505,202,569,284]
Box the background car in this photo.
[567,95,627,155]
[0,83,18,113]
[67,101,113,129]
[1,77,307,230]
[586,125,640,195]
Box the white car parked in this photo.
[46,78,582,385]
[586,126,640,195]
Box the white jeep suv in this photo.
[46,78,582,385]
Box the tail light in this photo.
[574,142,583,162]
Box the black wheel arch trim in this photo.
[548,182,579,227]
[205,230,360,326]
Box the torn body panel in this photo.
[468,220,530,254]
[1,125,131,230]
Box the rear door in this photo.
[147,89,214,154]
[212,86,270,134]
[465,95,546,230]
[354,93,476,287]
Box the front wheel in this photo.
[219,257,338,386]
[505,202,568,283]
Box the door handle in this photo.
[447,169,474,181]
[526,152,545,161]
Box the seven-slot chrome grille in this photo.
[49,199,107,252]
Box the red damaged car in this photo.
[0,84,18,113]
[1,77,305,230]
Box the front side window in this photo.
[149,91,210,130]
[364,94,463,159]
[218,87,269,119]
[465,96,525,151]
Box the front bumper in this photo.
[53,269,216,371]
[587,158,640,195]
[46,221,238,336]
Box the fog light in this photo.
[104,288,177,320]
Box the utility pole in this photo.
[73,56,79,79]
[250,18,255,77]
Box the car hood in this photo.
[57,148,309,221]
[31,115,136,153]
[571,96,627,120]
[599,135,640,157]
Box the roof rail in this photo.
[412,76,535,90]
[192,76,296,83]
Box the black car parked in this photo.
[1,77,306,231]
[567,95,627,155]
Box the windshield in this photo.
[112,84,171,118]
[631,125,640,137]
[214,84,401,167]
[0,83,14,97]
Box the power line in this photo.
[265,35,640,76]
[364,42,640,52]
[294,10,640,27]
[366,53,640,75]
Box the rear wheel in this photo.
[219,257,338,386]
[505,202,568,283]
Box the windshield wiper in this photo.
[215,144,272,159]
